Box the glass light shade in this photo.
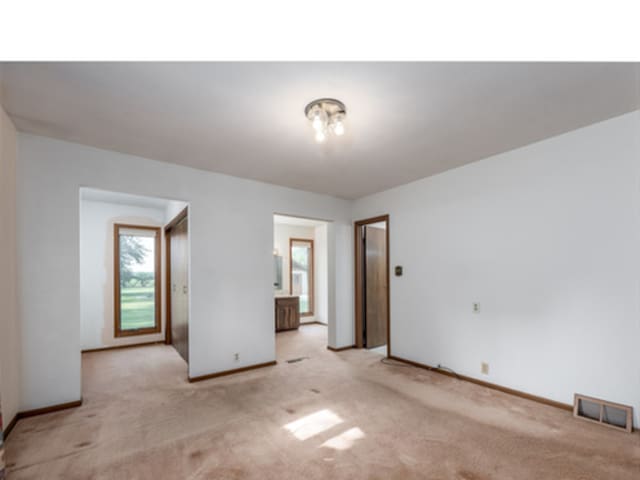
[305,99,347,143]
[312,109,328,131]
[333,119,345,136]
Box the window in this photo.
[114,224,161,337]
[290,238,314,316]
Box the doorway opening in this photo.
[79,187,189,377]
[290,238,314,317]
[165,207,189,363]
[273,214,330,358]
[354,215,390,356]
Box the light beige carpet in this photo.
[6,325,640,479]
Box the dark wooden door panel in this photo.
[365,226,387,348]
[170,217,189,363]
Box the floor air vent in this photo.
[286,357,309,364]
[573,394,633,433]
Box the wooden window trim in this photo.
[114,223,162,338]
[289,238,314,317]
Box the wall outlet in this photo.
[234,353,239,361]
[481,362,489,375]
[473,302,480,313]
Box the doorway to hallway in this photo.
[273,214,329,356]
[354,215,390,356]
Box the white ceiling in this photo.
[2,62,639,199]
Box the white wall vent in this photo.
[573,394,633,433]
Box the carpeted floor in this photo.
[6,325,640,479]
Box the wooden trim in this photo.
[387,356,439,371]
[388,355,573,412]
[356,214,390,225]
[354,223,363,348]
[289,237,314,316]
[165,228,172,345]
[300,320,327,326]
[114,224,162,338]
[188,361,277,382]
[164,207,188,345]
[17,399,83,419]
[2,414,18,440]
[354,215,390,356]
[165,206,189,231]
[2,400,82,440]
[81,341,163,353]
[327,345,355,352]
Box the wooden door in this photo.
[364,225,387,348]
[170,217,189,363]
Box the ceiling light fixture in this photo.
[305,98,346,143]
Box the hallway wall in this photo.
[0,103,20,430]
[16,134,354,410]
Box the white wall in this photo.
[353,111,640,426]
[314,224,329,325]
[331,222,354,348]
[21,110,636,423]
[0,104,20,426]
[165,200,187,223]
[16,134,353,410]
[79,200,167,351]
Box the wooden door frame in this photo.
[289,238,314,317]
[354,214,390,356]
[164,206,189,345]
